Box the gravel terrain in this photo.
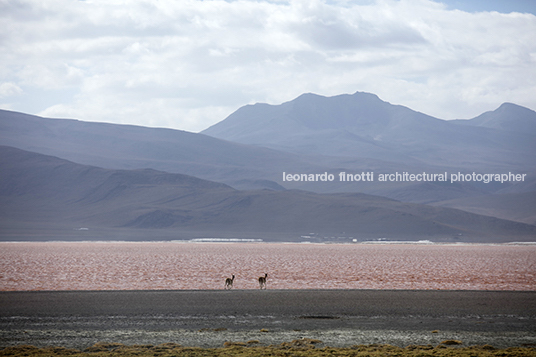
[1,290,535,349]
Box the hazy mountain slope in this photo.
[0,109,320,190]
[0,107,465,201]
[453,103,536,134]
[2,95,534,205]
[1,146,535,242]
[0,145,238,237]
[202,91,536,171]
[433,191,536,225]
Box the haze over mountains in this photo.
[202,92,536,223]
[203,91,535,171]
[0,109,314,191]
[1,146,535,242]
[1,91,535,241]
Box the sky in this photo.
[1,0,535,133]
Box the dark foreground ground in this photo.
[1,290,535,350]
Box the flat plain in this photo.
[1,289,535,351]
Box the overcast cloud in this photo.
[1,0,535,132]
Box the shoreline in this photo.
[2,240,536,244]
[1,289,535,349]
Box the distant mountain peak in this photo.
[464,101,536,133]
[201,90,535,170]
[498,102,519,109]
[496,102,535,113]
[202,90,431,144]
[294,92,324,99]
[352,90,381,99]
[291,91,382,104]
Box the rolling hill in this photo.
[0,109,318,191]
[432,191,536,226]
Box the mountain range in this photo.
[1,91,535,241]
[1,145,535,242]
[204,92,536,171]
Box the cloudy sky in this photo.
[1,0,535,132]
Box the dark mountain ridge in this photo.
[1,146,535,242]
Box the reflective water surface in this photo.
[1,242,534,291]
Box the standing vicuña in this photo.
[225,275,235,290]
[258,273,267,289]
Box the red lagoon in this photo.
[0,242,534,291]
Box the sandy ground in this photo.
[1,290,535,349]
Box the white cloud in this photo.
[1,0,535,132]
[0,82,23,97]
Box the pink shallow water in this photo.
[0,242,535,291]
